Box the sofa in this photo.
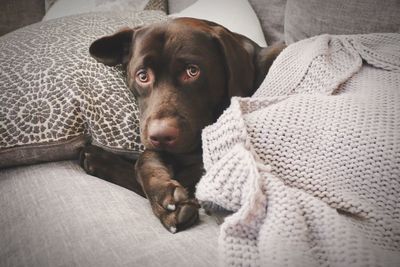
[1,0,399,266]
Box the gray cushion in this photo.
[0,161,219,266]
[0,0,44,36]
[285,0,400,44]
[0,11,168,168]
[249,0,286,44]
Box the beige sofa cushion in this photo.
[0,160,219,266]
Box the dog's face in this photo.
[128,20,227,154]
[90,18,284,154]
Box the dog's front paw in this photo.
[150,181,200,233]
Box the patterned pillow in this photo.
[0,11,167,168]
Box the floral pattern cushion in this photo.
[0,11,167,168]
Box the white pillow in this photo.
[43,0,149,21]
[169,0,267,47]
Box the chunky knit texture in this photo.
[196,33,400,267]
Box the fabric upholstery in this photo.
[167,0,196,13]
[285,0,400,44]
[0,0,44,36]
[145,0,169,12]
[0,161,219,267]
[168,0,287,44]
[0,11,168,168]
[249,0,286,44]
[43,0,168,21]
[45,0,57,11]
[170,0,267,47]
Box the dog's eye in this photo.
[185,65,200,78]
[136,69,150,83]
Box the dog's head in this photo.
[90,18,284,154]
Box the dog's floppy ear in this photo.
[210,26,255,97]
[255,42,286,88]
[210,24,285,97]
[89,27,135,66]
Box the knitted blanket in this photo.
[196,33,400,267]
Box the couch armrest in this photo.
[0,0,45,36]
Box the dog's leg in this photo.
[80,145,145,197]
[135,149,200,233]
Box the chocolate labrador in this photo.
[80,18,285,233]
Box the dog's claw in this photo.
[167,204,176,211]
[155,183,200,233]
[169,226,177,234]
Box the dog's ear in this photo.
[254,42,286,88]
[210,26,255,97]
[210,25,285,97]
[89,27,136,66]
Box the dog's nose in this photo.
[148,119,179,148]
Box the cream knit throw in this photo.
[196,33,400,267]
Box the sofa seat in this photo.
[0,161,219,267]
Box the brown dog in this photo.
[81,18,285,233]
